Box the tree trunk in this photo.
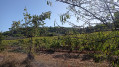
[27,37,34,60]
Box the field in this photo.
[1,31,119,67]
[1,0,119,66]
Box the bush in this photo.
[0,33,3,44]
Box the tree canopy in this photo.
[54,0,119,30]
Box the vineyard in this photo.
[1,31,119,66]
[1,0,119,67]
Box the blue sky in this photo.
[0,0,72,32]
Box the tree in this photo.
[114,11,119,30]
[11,21,21,30]
[0,32,5,51]
[23,8,51,37]
[10,21,21,35]
[10,8,51,60]
[22,8,51,60]
[54,0,119,31]
[0,32,3,44]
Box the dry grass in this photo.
[34,52,109,67]
[0,52,109,67]
[0,52,26,67]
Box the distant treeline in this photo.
[2,23,112,39]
